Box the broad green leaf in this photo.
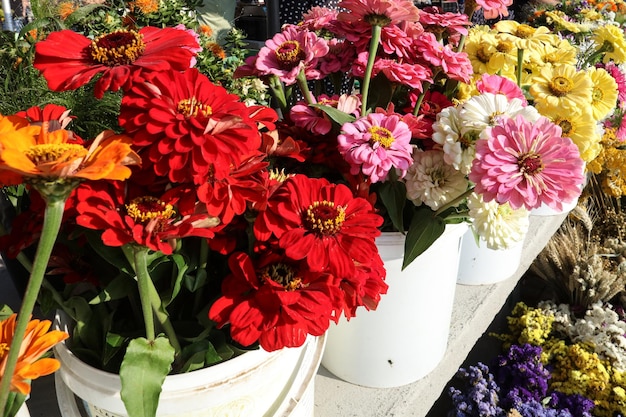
[120,336,175,417]
[376,178,407,233]
[310,104,356,127]
[403,210,445,270]
[89,274,135,304]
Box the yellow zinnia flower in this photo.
[593,24,626,64]
[465,31,519,76]
[588,66,619,121]
[529,63,593,114]
[0,114,141,189]
[549,107,602,163]
[0,314,68,395]
[493,21,556,51]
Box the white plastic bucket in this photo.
[321,223,467,388]
[457,230,524,285]
[53,312,324,417]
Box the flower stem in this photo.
[133,246,156,342]
[296,69,315,106]
[0,199,65,417]
[412,82,430,116]
[131,246,181,353]
[360,24,382,117]
[435,187,475,216]
[268,75,288,117]
[516,49,524,88]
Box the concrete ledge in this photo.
[314,213,567,417]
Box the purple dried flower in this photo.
[514,399,574,417]
[495,344,551,408]
[447,363,506,417]
[547,392,595,417]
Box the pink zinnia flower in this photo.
[337,112,414,183]
[352,52,432,90]
[605,62,626,109]
[319,38,355,77]
[477,0,513,19]
[476,74,527,105]
[418,8,470,37]
[469,115,585,211]
[338,0,421,26]
[291,94,361,135]
[415,32,472,83]
[255,25,329,85]
[301,6,339,31]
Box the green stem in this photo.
[132,246,156,342]
[131,246,181,353]
[435,187,475,216]
[268,75,288,117]
[296,70,314,106]
[360,24,382,117]
[412,82,431,117]
[516,49,524,88]
[0,199,65,417]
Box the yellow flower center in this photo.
[518,152,544,175]
[515,24,535,38]
[0,343,8,359]
[555,117,573,135]
[275,41,305,69]
[496,40,514,53]
[305,200,346,236]
[369,126,395,148]
[476,47,492,64]
[488,111,505,126]
[549,76,574,97]
[592,86,604,103]
[261,263,302,291]
[177,97,212,118]
[126,196,175,224]
[90,30,146,66]
[25,143,87,165]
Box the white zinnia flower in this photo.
[468,193,530,249]
[459,93,540,137]
[404,149,468,211]
[432,106,477,175]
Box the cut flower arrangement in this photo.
[0,0,591,416]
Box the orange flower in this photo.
[0,114,141,187]
[57,2,77,20]
[206,42,226,59]
[198,25,213,38]
[130,0,159,14]
[0,314,68,395]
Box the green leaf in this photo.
[85,231,133,275]
[65,3,107,26]
[310,104,356,127]
[103,332,127,367]
[120,336,175,417]
[0,305,14,321]
[403,209,445,270]
[161,254,188,306]
[376,177,407,232]
[89,274,135,304]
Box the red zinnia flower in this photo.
[75,181,217,255]
[254,175,384,279]
[33,27,199,98]
[119,68,275,183]
[208,251,341,351]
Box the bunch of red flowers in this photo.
[1,23,389,357]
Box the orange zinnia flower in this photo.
[0,114,141,188]
[0,314,68,395]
